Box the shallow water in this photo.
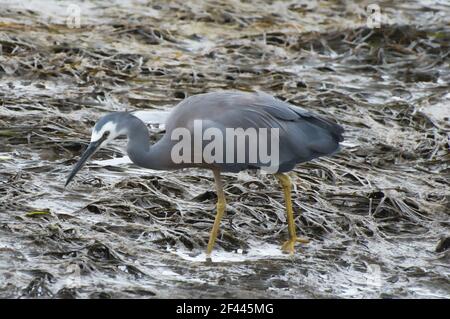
[0,0,449,298]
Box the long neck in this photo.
[125,115,170,170]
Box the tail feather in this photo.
[308,115,344,143]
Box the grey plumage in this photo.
[137,91,343,172]
[66,91,344,185]
[65,90,344,256]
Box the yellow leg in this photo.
[206,169,227,257]
[275,173,309,254]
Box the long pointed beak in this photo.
[65,141,101,187]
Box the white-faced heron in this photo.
[65,91,344,256]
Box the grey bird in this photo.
[65,91,344,256]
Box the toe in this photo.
[296,237,310,243]
[281,236,309,254]
[281,241,295,254]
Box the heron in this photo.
[65,91,344,257]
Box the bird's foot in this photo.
[281,236,309,254]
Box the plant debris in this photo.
[0,0,449,298]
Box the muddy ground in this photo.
[0,0,449,298]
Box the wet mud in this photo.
[0,0,449,298]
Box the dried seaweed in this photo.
[0,0,449,299]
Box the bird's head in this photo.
[65,113,127,187]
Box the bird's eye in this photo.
[102,131,110,139]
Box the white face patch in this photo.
[91,121,120,144]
